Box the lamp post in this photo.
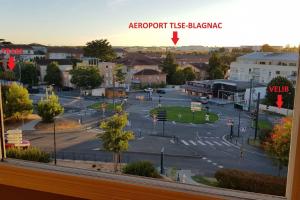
[158,95,162,107]
[254,92,261,140]
[0,84,6,161]
[53,116,57,165]
[237,110,241,137]
[160,147,164,174]
[248,78,253,112]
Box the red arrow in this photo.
[7,56,15,70]
[171,31,179,45]
[276,94,283,109]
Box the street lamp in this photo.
[158,95,162,107]
[53,116,57,165]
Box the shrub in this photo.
[215,169,286,196]
[122,161,160,178]
[259,127,273,143]
[6,147,51,163]
[37,93,64,122]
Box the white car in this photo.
[144,88,153,93]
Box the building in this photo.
[179,63,209,80]
[184,79,266,104]
[47,47,84,60]
[117,53,162,87]
[133,69,166,86]
[37,59,74,87]
[76,58,122,88]
[229,52,298,85]
[175,54,209,65]
[0,44,41,62]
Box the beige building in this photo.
[133,69,166,85]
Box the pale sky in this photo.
[1,0,299,47]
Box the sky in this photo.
[1,0,299,47]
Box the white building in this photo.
[37,59,74,87]
[230,52,298,85]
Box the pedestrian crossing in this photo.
[178,139,233,147]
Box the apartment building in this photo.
[229,52,298,85]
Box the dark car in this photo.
[156,89,166,94]
[62,86,74,91]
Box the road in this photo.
[26,90,282,177]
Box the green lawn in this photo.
[191,175,219,187]
[258,119,273,130]
[150,106,218,124]
[88,102,121,111]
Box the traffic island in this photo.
[150,106,218,124]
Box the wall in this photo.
[259,104,293,116]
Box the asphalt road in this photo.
[25,90,283,177]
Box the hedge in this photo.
[215,169,286,196]
[6,147,51,163]
[122,161,160,178]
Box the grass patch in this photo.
[150,106,218,124]
[192,175,219,187]
[258,120,272,130]
[88,102,121,110]
[248,138,261,147]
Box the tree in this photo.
[44,62,62,87]
[208,52,224,79]
[98,106,134,171]
[115,68,126,84]
[83,39,116,62]
[37,93,64,122]
[261,44,277,52]
[70,66,102,89]
[182,67,196,81]
[4,83,33,120]
[264,117,292,175]
[19,63,38,86]
[172,70,186,85]
[265,76,295,109]
[160,52,178,84]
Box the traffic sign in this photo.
[191,102,202,112]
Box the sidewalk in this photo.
[21,119,41,131]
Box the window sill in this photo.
[0,159,286,200]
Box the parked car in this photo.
[144,88,153,93]
[62,86,74,91]
[194,96,209,104]
[156,89,166,94]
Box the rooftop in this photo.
[238,52,298,61]
[47,46,84,54]
[117,53,162,66]
[134,69,163,75]
[36,59,74,65]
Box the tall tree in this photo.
[4,83,33,120]
[37,93,64,122]
[160,52,178,84]
[70,66,102,89]
[44,62,62,87]
[264,117,292,175]
[83,39,116,61]
[265,76,295,109]
[98,106,134,171]
[19,63,39,86]
[208,52,224,79]
[182,67,196,81]
[115,68,126,84]
[261,44,277,52]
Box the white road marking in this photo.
[218,165,224,169]
[205,141,214,146]
[172,121,176,124]
[189,140,197,146]
[202,157,207,160]
[207,132,211,135]
[207,160,212,163]
[212,163,217,166]
[197,140,206,146]
[221,141,231,147]
[213,141,222,146]
[92,148,100,151]
[181,140,189,146]
[170,139,175,144]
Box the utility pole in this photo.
[237,110,241,137]
[160,147,164,174]
[53,117,57,165]
[248,78,253,112]
[0,84,6,161]
[254,92,260,140]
